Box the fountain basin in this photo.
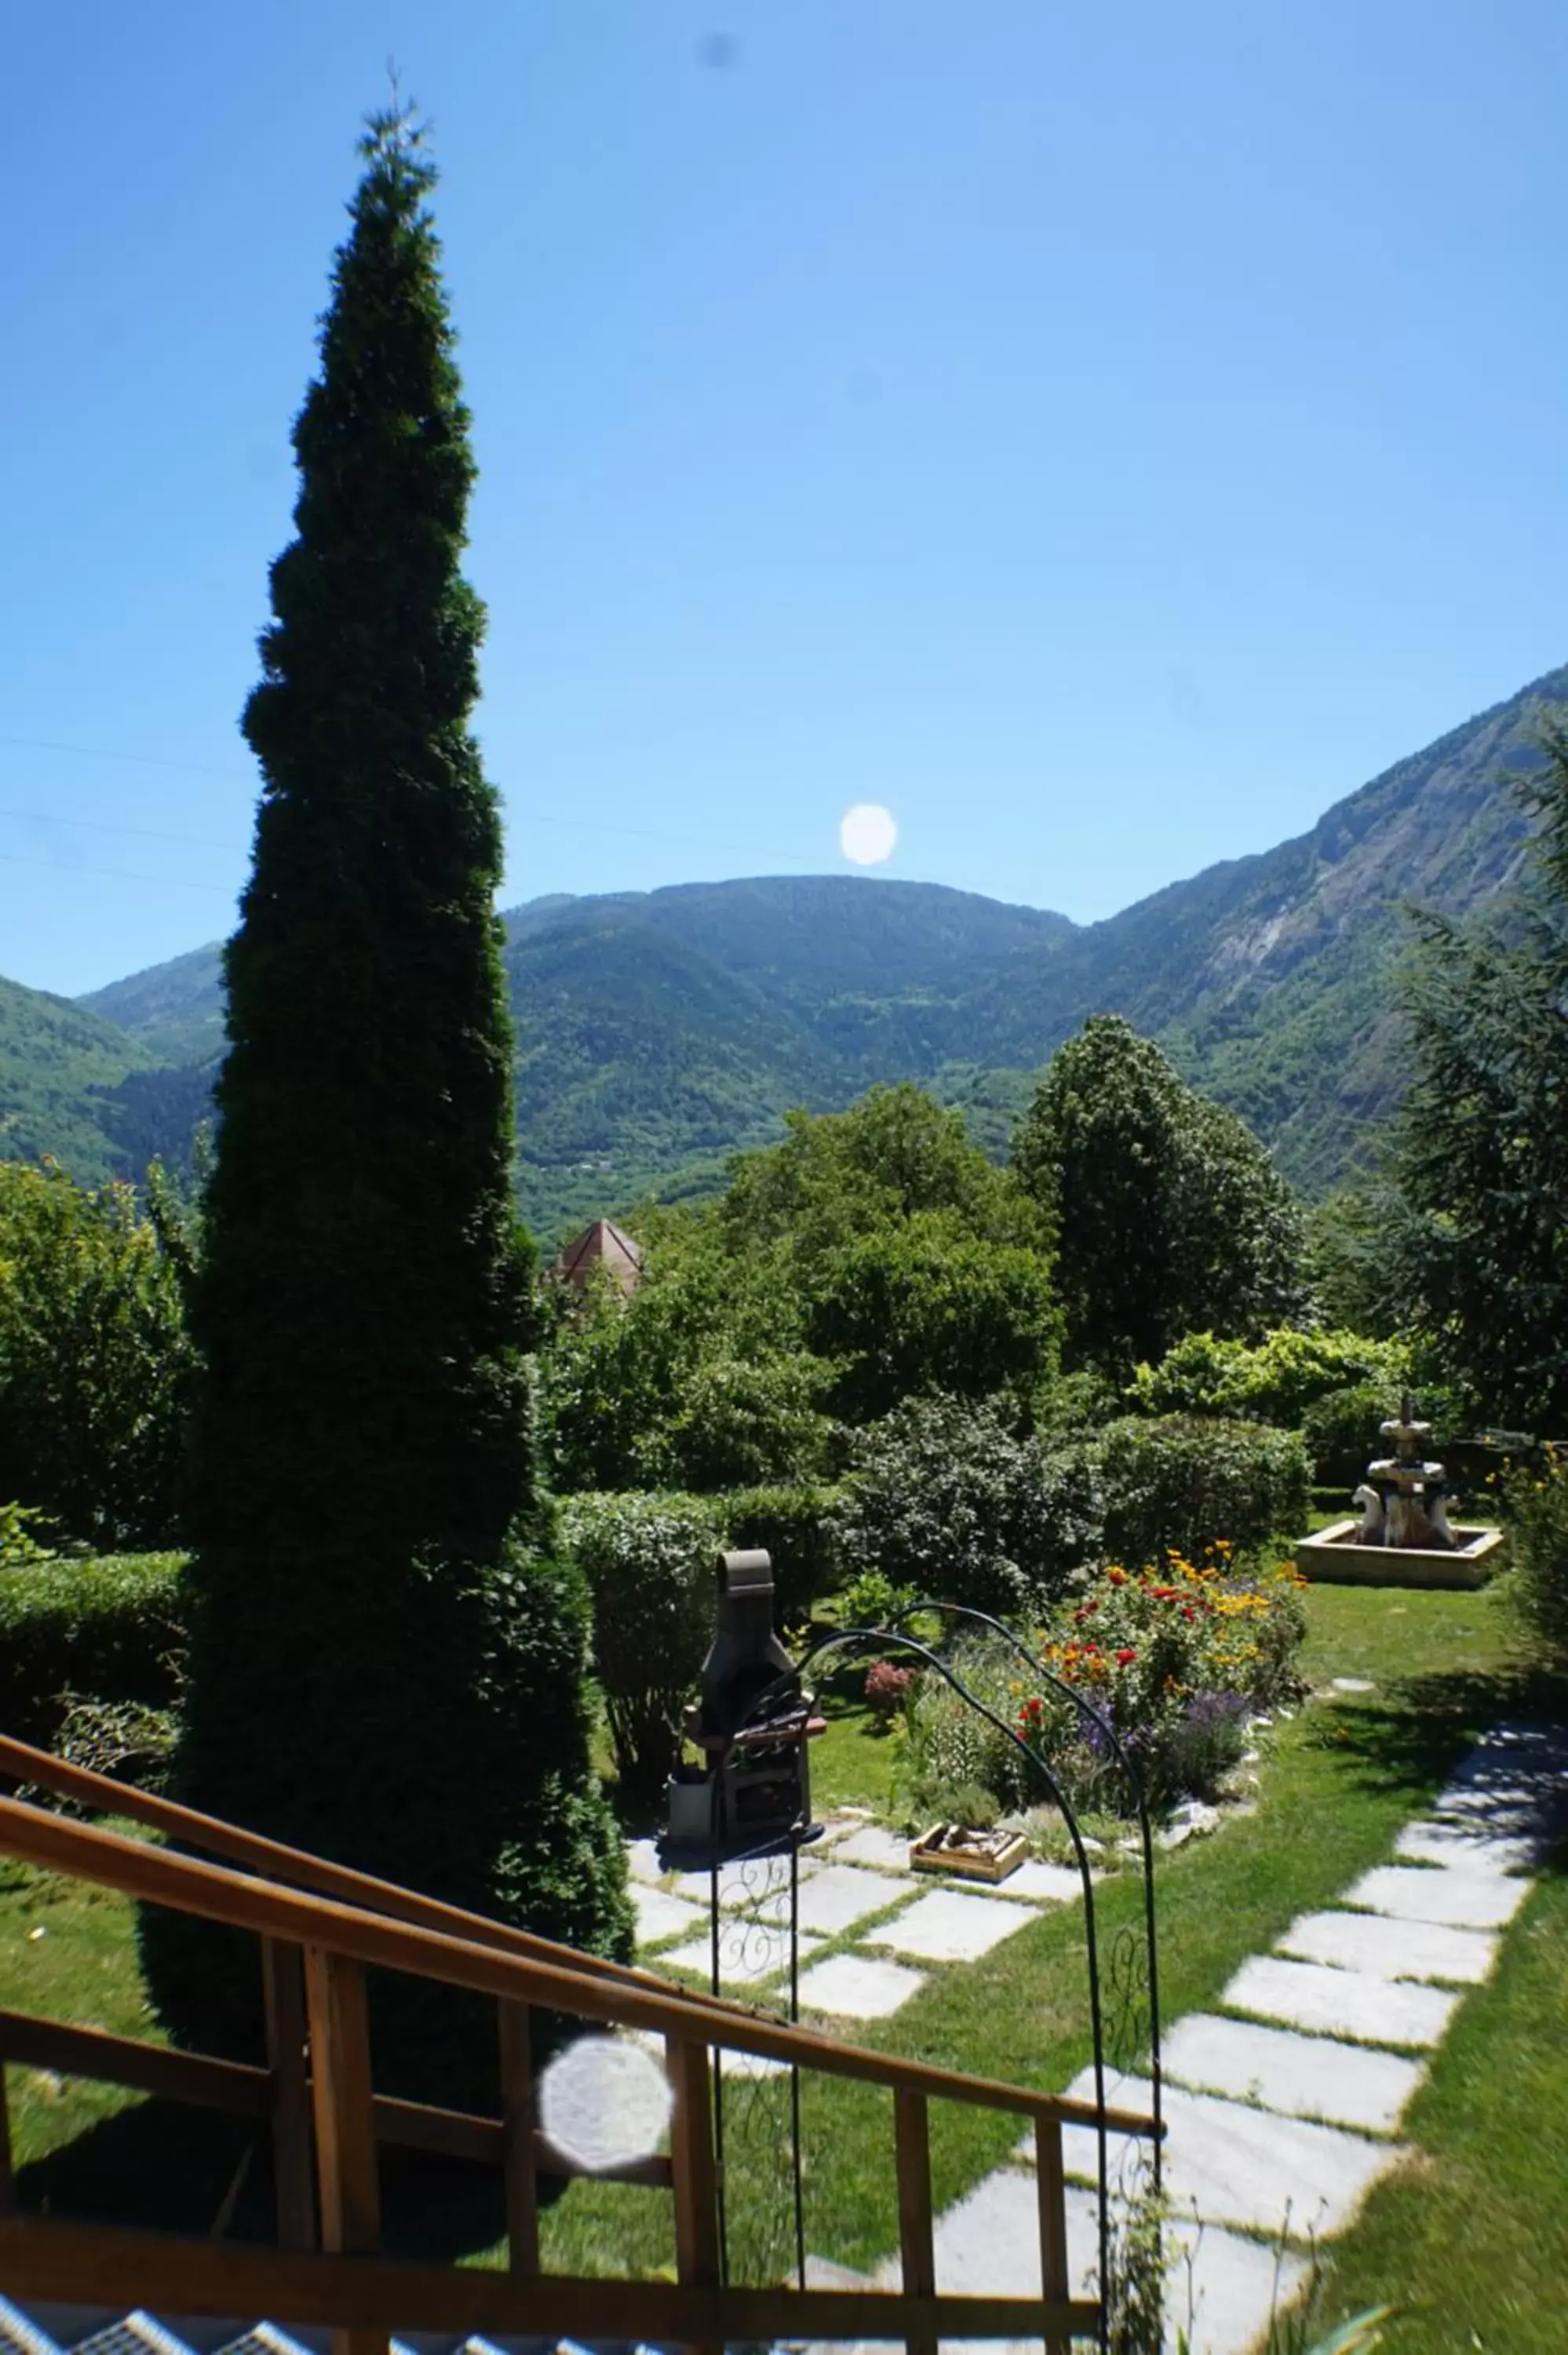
[1296,1520,1505,1590]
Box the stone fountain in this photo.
[1296,1392,1505,1589]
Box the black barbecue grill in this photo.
[662,1547,820,1865]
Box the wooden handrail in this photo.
[0,1792,1159,2134]
[0,2010,669,2186]
[0,1730,717,2006]
[0,1751,1159,2352]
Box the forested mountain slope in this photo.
[2,657,1559,1231]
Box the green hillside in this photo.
[78,940,226,1068]
[0,979,151,1180]
[7,657,1561,1231]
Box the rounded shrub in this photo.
[1301,1382,1402,1488]
[560,1491,725,1803]
[1097,1415,1311,1564]
[718,1483,846,1631]
[834,1393,1104,1620]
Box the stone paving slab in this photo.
[1395,1818,1537,1874]
[1342,1861,1533,1930]
[657,1928,823,1989]
[1223,1953,1461,2048]
[865,2164,1307,2355]
[1276,1907,1499,1985]
[623,1836,663,1885]
[828,1823,913,1872]
[630,1883,707,1948]
[1161,2011,1426,2134]
[796,1952,927,2020]
[1057,2070,1396,2240]
[869,1885,1035,1964]
[777,1860,915,1937]
[986,1857,1086,1904]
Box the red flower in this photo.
[1107,1568,1127,1586]
[1181,1606,1196,1623]
[1115,1647,1137,1666]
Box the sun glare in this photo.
[839,803,898,865]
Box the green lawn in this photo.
[2,1579,1563,2348]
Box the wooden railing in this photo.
[0,1732,1158,2354]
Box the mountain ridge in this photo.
[5,657,1562,1232]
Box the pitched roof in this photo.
[550,1218,644,1297]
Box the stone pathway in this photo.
[733,1722,1563,2355]
[627,1811,1092,2020]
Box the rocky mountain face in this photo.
[3,659,1560,1235]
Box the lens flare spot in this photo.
[839,803,897,865]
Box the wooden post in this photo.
[1034,2113,1071,2355]
[497,1999,538,2276]
[261,1938,314,2250]
[665,2036,721,2355]
[0,2063,14,2216]
[893,2087,937,2355]
[303,1946,383,2355]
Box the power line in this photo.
[0,848,232,893]
[0,730,798,864]
[0,803,239,853]
[0,732,255,782]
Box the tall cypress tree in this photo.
[141,110,630,2098]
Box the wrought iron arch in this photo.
[713,1611,1165,2339]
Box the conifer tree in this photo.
[141,108,630,2098]
[1391,720,1568,1429]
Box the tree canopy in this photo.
[543,1082,1061,1486]
[1011,1015,1307,1377]
[1387,717,1568,1431]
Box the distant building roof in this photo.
[550,1218,644,1298]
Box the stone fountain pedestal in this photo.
[1295,1395,1505,1590]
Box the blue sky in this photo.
[7,1,1568,997]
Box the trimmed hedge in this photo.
[720,1483,847,1631]
[1096,1415,1311,1565]
[0,1551,188,1754]
[558,1492,724,1799]
[556,1483,846,1792]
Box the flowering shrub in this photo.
[863,1659,914,1724]
[1012,1550,1307,1806]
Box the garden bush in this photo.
[1502,1447,1568,1657]
[0,1550,188,1754]
[558,1492,726,1802]
[655,1353,837,1491]
[834,1393,1104,1621]
[1097,1415,1311,1565]
[1132,1325,1406,1431]
[0,1161,195,1550]
[1301,1382,1402,1488]
[719,1482,847,1632]
[0,1501,53,1571]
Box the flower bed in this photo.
[899,1549,1307,1823]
